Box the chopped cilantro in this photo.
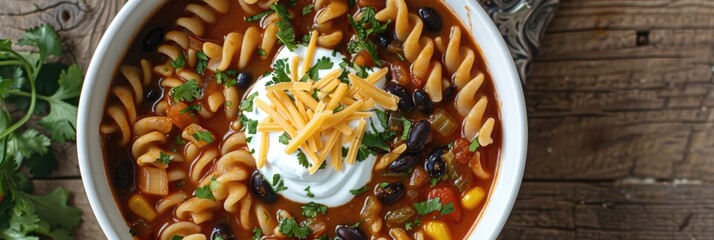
[272,174,288,192]
[304,186,315,198]
[240,92,259,112]
[469,139,480,152]
[277,217,311,239]
[333,105,345,112]
[178,104,201,115]
[155,152,174,164]
[225,100,233,107]
[396,52,406,61]
[257,48,267,57]
[347,7,390,66]
[171,236,184,240]
[171,53,186,68]
[271,3,298,51]
[400,117,412,140]
[169,79,201,102]
[195,50,208,74]
[174,135,185,145]
[378,182,389,188]
[192,130,214,143]
[302,3,314,16]
[195,185,215,201]
[252,228,263,240]
[361,130,395,153]
[349,185,369,196]
[405,219,421,231]
[430,175,447,187]
[239,114,259,134]
[440,202,455,215]
[300,56,334,82]
[297,150,309,168]
[279,132,292,145]
[246,9,274,22]
[301,201,327,218]
[246,136,253,143]
[271,58,291,85]
[413,198,442,216]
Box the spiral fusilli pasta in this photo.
[99,60,153,146]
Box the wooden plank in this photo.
[502,182,714,239]
[32,179,107,240]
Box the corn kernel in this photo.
[128,194,157,221]
[422,220,451,240]
[461,187,486,210]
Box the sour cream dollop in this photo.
[243,45,386,207]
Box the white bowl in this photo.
[77,0,528,239]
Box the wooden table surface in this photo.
[3,0,713,239]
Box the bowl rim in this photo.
[77,0,527,239]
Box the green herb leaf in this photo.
[252,228,263,240]
[271,58,291,85]
[278,217,311,239]
[349,185,369,196]
[378,182,389,188]
[271,3,298,51]
[297,150,309,168]
[239,114,258,134]
[17,24,61,62]
[301,201,327,218]
[38,64,84,143]
[272,174,288,192]
[172,53,186,69]
[440,202,455,215]
[246,10,274,22]
[240,92,259,112]
[400,117,411,140]
[278,132,292,145]
[171,235,184,240]
[195,185,216,201]
[413,198,443,216]
[257,48,267,57]
[405,218,421,231]
[304,186,315,198]
[169,79,201,102]
[20,187,83,230]
[192,130,214,143]
[302,3,315,15]
[174,136,186,145]
[178,104,201,115]
[469,139,480,152]
[156,152,174,164]
[195,50,208,75]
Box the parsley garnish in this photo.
[401,117,412,140]
[297,150,309,168]
[178,104,201,115]
[171,236,184,240]
[174,135,185,145]
[172,53,186,68]
[252,228,263,240]
[405,219,421,231]
[440,202,455,215]
[226,101,233,107]
[195,185,216,201]
[378,182,389,188]
[361,130,395,153]
[195,50,208,74]
[239,114,258,134]
[430,175,447,187]
[301,202,327,217]
[271,3,298,51]
[279,132,292,145]
[413,197,454,216]
[304,186,315,198]
[257,48,267,57]
[169,79,201,102]
[209,176,220,192]
[347,7,390,66]
[300,56,334,82]
[469,139,480,152]
[192,130,214,143]
[246,9,274,22]
[155,152,174,164]
[270,58,291,85]
[272,174,288,192]
[302,3,315,16]
[278,217,311,239]
[349,185,369,196]
[240,92,259,112]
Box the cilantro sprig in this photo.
[347,7,390,66]
[271,3,298,51]
[0,24,84,240]
[301,201,327,217]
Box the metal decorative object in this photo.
[479,0,559,84]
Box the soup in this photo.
[100,0,501,239]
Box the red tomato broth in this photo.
[100,0,502,239]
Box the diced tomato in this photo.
[428,187,462,222]
[167,102,199,129]
[452,138,474,164]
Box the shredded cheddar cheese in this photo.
[252,33,400,174]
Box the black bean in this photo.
[385,84,414,112]
[143,27,164,51]
[388,153,418,173]
[145,88,161,103]
[376,182,405,204]
[425,147,447,177]
[405,120,431,152]
[210,222,235,240]
[418,7,443,32]
[236,73,253,90]
[376,33,391,49]
[443,85,457,100]
[250,171,278,203]
[113,161,134,189]
[336,225,367,240]
[413,90,434,114]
